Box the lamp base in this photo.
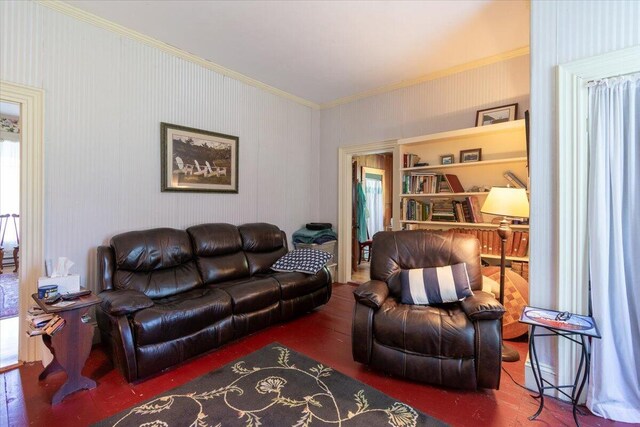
[502,343,520,362]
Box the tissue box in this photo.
[38,274,80,294]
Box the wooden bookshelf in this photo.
[397,120,529,261]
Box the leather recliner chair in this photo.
[352,230,505,389]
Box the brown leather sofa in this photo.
[352,230,505,389]
[96,222,331,382]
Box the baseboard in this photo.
[524,357,569,401]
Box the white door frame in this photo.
[551,46,640,399]
[337,141,398,283]
[0,80,45,362]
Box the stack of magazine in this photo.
[26,306,66,337]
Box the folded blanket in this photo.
[292,227,338,244]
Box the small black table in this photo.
[519,306,601,427]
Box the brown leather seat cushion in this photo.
[133,288,231,346]
[269,271,329,300]
[373,298,475,357]
[214,277,280,314]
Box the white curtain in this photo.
[0,139,20,247]
[364,175,383,238]
[586,73,640,423]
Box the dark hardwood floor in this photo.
[0,283,624,426]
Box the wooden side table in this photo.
[31,292,101,404]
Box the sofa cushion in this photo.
[239,223,288,275]
[132,287,232,346]
[188,223,243,256]
[271,249,332,274]
[214,277,280,314]
[269,270,330,300]
[112,228,193,271]
[187,223,251,285]
[373,298,475,357]
[99,289,154,316]
[114,262,202,299]
[111,228,201,298]
[400,263,473,305]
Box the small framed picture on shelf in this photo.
[440,154,454,165]
[460,148,482,163]
[475,103,518,127]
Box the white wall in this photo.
[529,0,640,373]
[0,1,320,288]
[318,55,530,226]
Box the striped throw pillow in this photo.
[400,263,473,305]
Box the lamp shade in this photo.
[481,187,530,218]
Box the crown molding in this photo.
[38,1,321,109]
[319,46,530,110]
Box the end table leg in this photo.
[529,326,545,421]
[51,377,96,405]
[39,335,63,380]
[571,336,590,426]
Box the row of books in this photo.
[448,228,530,258]
[402,196,484,223]
[511,260,529,281]
[402,173,465,195]
[402,153,421,168]
[26,306,66,336]
[401,198,431,221]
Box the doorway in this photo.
[350,154,393,284]
[337,141,399,284]
[0,100,20,370]
[0,80,45,365]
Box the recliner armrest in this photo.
[353,280,389,310]
[99,289,154,316]
[460,291,505,321]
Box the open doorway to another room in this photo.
[0,100,20,371]
[350,153,393,284]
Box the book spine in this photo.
[517,231,529,257]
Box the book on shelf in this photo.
[430,198,455,222]
[26,314,67,337]
[492,231,501,255]
[26,324,45,337]
[485,230,493,254]
[481,230,489,254]
[505,231,515,255]
[403,153,420,168]
[26,313,54,329]
[503,171,527,190]
[403,172,439,194]
[464,196,484,223]
[28,305,45,316]
[44,315,66,336]
[512,231,522,257]
[444,174,465,193]
[516,231,529,257]
[403,173,467,195]
[434,228,528,259]
[402,199,432,221]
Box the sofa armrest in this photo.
[99,289,154,316]
[353,280,389,310]
[460,291,505,321]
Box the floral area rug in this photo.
[93,343,447,427]
[0,273,19,319]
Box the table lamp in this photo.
[481,186,530,362]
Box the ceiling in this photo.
[66,0,530,106]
